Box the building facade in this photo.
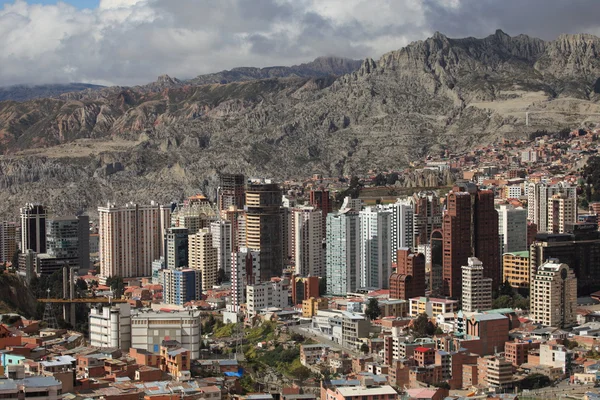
[461,257,492,312]
[383,200,414,263]
[189,228,218,292]
[548,193,577,234]
[0,221,17,264]
[89,303,132,350]
[229,248,261,312]
[292,206,324,277]
[165,227,189,270]
[98,202,163,279]
[531,260,577,328]
[389,249,426,300]
[409,191,442,247]
[20,203,47,253]
[161,268,202,306]
[359,206,392,289]
[246,279,289,316]
[527,182,577,233]
[46,215,90,272]
[498,205,527,254]
[502,251,530,289]
[218,174,245,212]
[210,220,232,279]
[326,210,360,295]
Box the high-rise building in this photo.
[281,204,294,267]
[20,203,47,253]
[461,257,492,312]
[326,210,360,295]
[89,303,131,350]
[548,193,577,234]
[442,183,500,298]
[188,228,217,292]
[531,260,577,328]
[161,268,202,305]
[309,188,332,236]
[230,248,261,312]
[159,204,173,258]
[383,200,414,263]
[291,275,320,305]
[99,202,163,279]
[498,205,527,254]
[245,180,283,282]
[529,223,600,295]
[210,220,232,279]
[0,222,17,264]
[222,206,245,251]
[389,249,425,300]
[359,206,392,289]
[502,251,530,289]
[218,174,245,212]
[292,206,324,277]
[165,227,189,269]
[409,192,442,246]
[429,230,443,295]
[527,182,577,233]
[46,215,90,271]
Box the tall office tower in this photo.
[326,210,360,295]
[292,206,324,277]
[359,206,392,289]
[291,275,320,305]
[210,220,232,279]
[245,180,283,282]
[165,227,189,269]
[389,248,425,300]
[161,268,202,306]
[409,192,442,246]
[498,205,527,254]
[442,183,500,299]
[222,206,245,251]
[529,223,600,295]
[0,222,17,264]
[309,188,332,236]
[20,203,47,253]
[189,228,218,292]
[281,205,293,267]
[531,260,577,328]
[429,229,444,295]
[548,193,577,234]
[159,204,174,258]
[383,200,414,263]
[461,257,492,312]
[46,215,90,271]
[341,196,362,211]
[218,174,245,212]
[527,182,577,233]
[99,202,163,278]
[230,248,261,312]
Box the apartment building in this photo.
[502,251,529,289]
[461,257,492,312]
[89,303,132,351]
[530,260,577,328]
[246,279,289,317]
[161,268,202,306]
[312,310,369,349]
[189,228,218,292]
[409,297,459,317]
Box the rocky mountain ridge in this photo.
[0,30,599,218]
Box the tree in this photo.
[319,277,327,296]
[492,295,513,309]
[386,173,399,185]
[364,298,381,320]
[519,373,551,390]
[216,268,226,285]
[11,250,19,269]
[106,276,125,298]
[412,313,431,337]
[360,343,370,354]
[75,279,88,293]
[291,365,311,383]
[374,173,386,186]
[498,279,514,297]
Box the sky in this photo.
[2,0,600,87]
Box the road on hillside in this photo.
[287,324,365,358]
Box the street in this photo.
[287,324,365,358]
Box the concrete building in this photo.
[359,206,392,289]
[539,343,570,373]
[0,222,17,264]
[326,210,360,295]
[98,202,164,279]
[246,180,283,282]
[461,257,492,312]
[302,297,328,318]
[498,205,527,254]
[20,203,47,253]
[312,310,370,350]
[0,377,62,400]
[442,183,500,298]
[548,193,577,234]
[246,279,289,317]
[152,257,166,284]
[477,356,512,389]
[165,227,188,270]
[189,228,218,292]
[161,268,202,306]
[531,260,577,328]
[210,220,232,279]
[300,343,329,366]
[408,191,442,247]
[218,174,245,212]
[389,249,426,300]
[89,303,132,350]
[292,206,324,277]
[309,189,332,237]
[502,251,530,289]
[528,182,577,233]
[409,297,459,317]
[383,200,414,263]
[229,248,261,312]
[131,309,201,359]
[323,385,398,400]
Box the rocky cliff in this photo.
[0,31,599,218]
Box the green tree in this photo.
[364,298,381,320]
[291,365,311,383]
[216,268,226,284]
[106,276,125,298]
[498,279,514,297]
[519,373,551,390]
[11,250,19,269]
[374,173,386,186]
[412,313,432,337]
[492,295,513,309]
[75,279,88,293]
[360,343,370,354]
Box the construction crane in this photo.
[37,298,128,304]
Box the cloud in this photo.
[0,0,599,86]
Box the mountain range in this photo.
[0,30,599,219]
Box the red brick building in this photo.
[389,249,425,300]
[442,183,500,298]
[414,347,435,367]
[291,275,320,305]
[505,340,540,366]
[309,189,332,236]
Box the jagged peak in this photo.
[156,74,180,85]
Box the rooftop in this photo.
[336,385,397,397]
